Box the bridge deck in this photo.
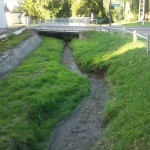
[29,25,100,33]
[29,18,99,33]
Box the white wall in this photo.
[0,0,7,28]
[6,12,30,26]
[6,12,21,26]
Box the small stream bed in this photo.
[49,43,109,150]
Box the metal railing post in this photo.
[122,27,125,38]
[133,30,137,43]
[110,27,113,35]
[99,25,101,31]
[147,35,150,54]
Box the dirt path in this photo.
[48,44,108,150]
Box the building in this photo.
[0,0,30,27]
[0,0,7,29]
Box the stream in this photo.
[49,44,109,150]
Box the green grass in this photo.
[123,21,150,27]
[0,30,32,55]
[0,37,90,150]
[71,31,150,150]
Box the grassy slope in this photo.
[0,30,32,55]
[0,37,90,150]
[71,32,150,150]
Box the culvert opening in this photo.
[38,31,79,42]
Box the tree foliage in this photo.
[46,0,71,18]
[19,0,150,21]
[22,0,50,20]
[71,0,107,18]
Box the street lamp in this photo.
[142,0,145,25]
[119,0,122,26]
[109,0,112,26]
[139,0,146,25]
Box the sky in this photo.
[4,0,21,11]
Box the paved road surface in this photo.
[103,26,150,38]
[124,27,150,38]
[0,28,26,38]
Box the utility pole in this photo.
[119,0,122,26]
[109,0,112,26]
[138,0,146,25]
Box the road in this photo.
[102,26,150,38]
[124,27,150,38]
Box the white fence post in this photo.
[122,27,125,38]
[147,35,150,54]
[110,27,113,35]
[99,25,101,31]
[133,30,137,43]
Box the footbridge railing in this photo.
[28,18,99,32]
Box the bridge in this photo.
[28,18,99,33]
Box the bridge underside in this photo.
[38,31,79,41]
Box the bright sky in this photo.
[4,0,20,11]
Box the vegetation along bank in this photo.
[0,36,90,150]
[71,31,150,150]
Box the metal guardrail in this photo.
[44,18,97,24]
[101,26,150,53]
[29,25,99,32]
[102,26,147,38]
[30,18,97,25]
[28,18,99,32]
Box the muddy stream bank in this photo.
[49,44,109,150]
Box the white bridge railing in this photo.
[101,26,150,53]
[28,18,99,32]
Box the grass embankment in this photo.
[0,37,89,150]
[71,32,150,150]
[0,30,32,55]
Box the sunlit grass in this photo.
[71,31,150,150]
[0,37,90,150]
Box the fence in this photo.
[44,18,97,25]
[101,26,150,54]
[29,18,99,32]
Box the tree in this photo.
[21,0,50,20]
[46,0,64,18]
[124,0,150,21]
[71,0,87,17]
[57,0,72,17]
[16,0,150,21]
[71,0,107,18]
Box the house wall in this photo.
[5,12,30,26]
[6,12,21,26]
